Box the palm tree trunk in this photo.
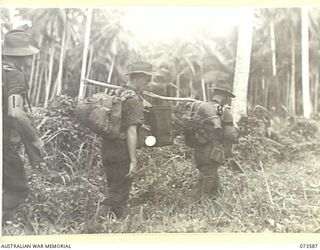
[289,27,296,116]
[201,77,207,102]
[255,79,259,107]
[79,8,93,99]
[301,7,312,118]
[261,73,266,107]
[107,53,115,84]
[270,20,282,111]
[176,74,180,98]
[86,46,94,96]
[265,79,269,108]
[286,72,290,109]
[247,79,252,108]
[32,36,43,104]
[44,45,56,108]
[28,54,36,91]
[270,20,277,76]
[35,67,44,106]
[231,9,254,122]
[56,25,67,96]
[314,73,319,113]
[50,31,67,101]
[176,74,181,106]
[32,53,41,104]
[189,78,196,99]
[50,76,58,101]
[313,18,320,114]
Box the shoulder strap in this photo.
[2,67,6,86]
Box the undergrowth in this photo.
[2,96,320,235]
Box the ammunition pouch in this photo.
[209,144,225,164]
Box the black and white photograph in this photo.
[1,6,320,235]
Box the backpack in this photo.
[182,101,224,147]
[75,88,136,139]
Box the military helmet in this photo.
[125,61,156,76]
[212,79,235,98]
[2,29,39,56]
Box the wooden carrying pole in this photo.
[83,78,226,104]
[84,78,196,101]
[84,78,121,89]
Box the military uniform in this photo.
[186,80,237,199]
[2,58,30,213]
[192,100,237,197]
[2,29,41,220]
[101,87,144,217]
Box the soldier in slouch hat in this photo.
[2,29,44,221]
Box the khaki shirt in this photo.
[2,59,29,143]
[101,88,144,163]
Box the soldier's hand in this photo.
[126,161,138,178]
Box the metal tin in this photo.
[144,105,173,147]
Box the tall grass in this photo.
[2,96,320,234]
[3,143,320,235]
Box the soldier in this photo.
[186,79,238,199]
[99,61,154,219]
[2,29,44,221]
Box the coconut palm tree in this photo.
[231,8,254,122]
[308,7,320,115]
[18,8,83,105]
[78,8,141,98]
[301,7,312,118]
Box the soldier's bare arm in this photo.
[126,124,138,178]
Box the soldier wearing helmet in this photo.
[188,79,238,199]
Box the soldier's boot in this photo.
[2,189,29,223]
[112,205,127,219]
[94,203,117,221]
[200,167,220,198]
[190,175,205,202]
[202,175,220,197]
[100,197,127,220]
